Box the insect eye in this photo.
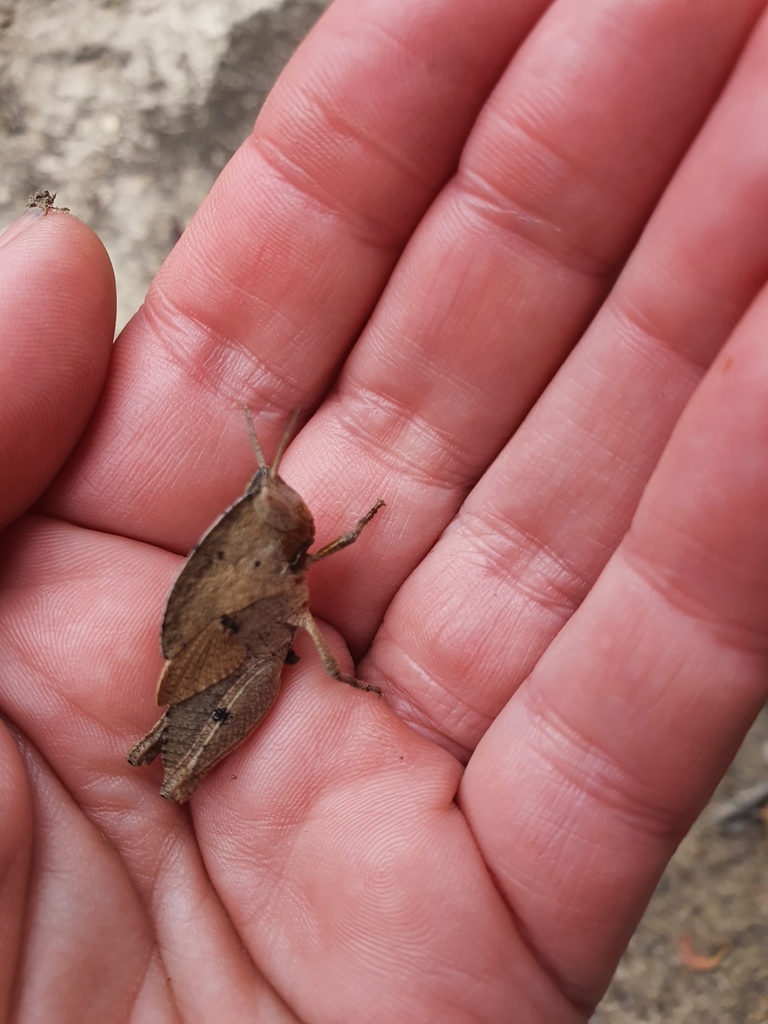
[290,543,310,571]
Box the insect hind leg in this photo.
[127,714,166,766]
[300,612,381,695]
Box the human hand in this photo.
[3,0,768,1020]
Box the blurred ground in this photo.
[1,1,766,1019]
[0,0,328,330]
[593,708,768,1023]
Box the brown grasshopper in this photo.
[128,410,383,802]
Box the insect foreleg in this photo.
[308,500,385,564]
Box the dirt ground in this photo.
[0,0,328,330]
[594,709,768,1023]
[1,1,766,1019]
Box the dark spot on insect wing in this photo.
[215,550,225,560]
[211,707,232,724]
[285,648,300,665]
[253,560,261,568]
[219,614,239,633]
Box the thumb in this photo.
[0,203,115,529]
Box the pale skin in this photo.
[2,0,768,1019]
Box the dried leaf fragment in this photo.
[26,189,70,212]
[678,933,728,972]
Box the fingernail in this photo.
[0,207,46,250]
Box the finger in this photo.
[0,518,298,1023]
[0,725,30,1021]
[0,209,115,529]
[461,276,768,1010]
[364,3,768,751]
[275,0,765,650]
[44,0,543,542]
[8,735,178,1023]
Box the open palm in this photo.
[3,0,768,1020]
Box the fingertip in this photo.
[0,207,116,528]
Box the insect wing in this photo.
[161,481,314,659]
[157,617,248,705]
[162,495,278,658]
[160,651,285,802]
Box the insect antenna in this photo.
[270,407,301,477]
[243,407,267,469]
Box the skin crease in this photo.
[2,0,768,1018]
